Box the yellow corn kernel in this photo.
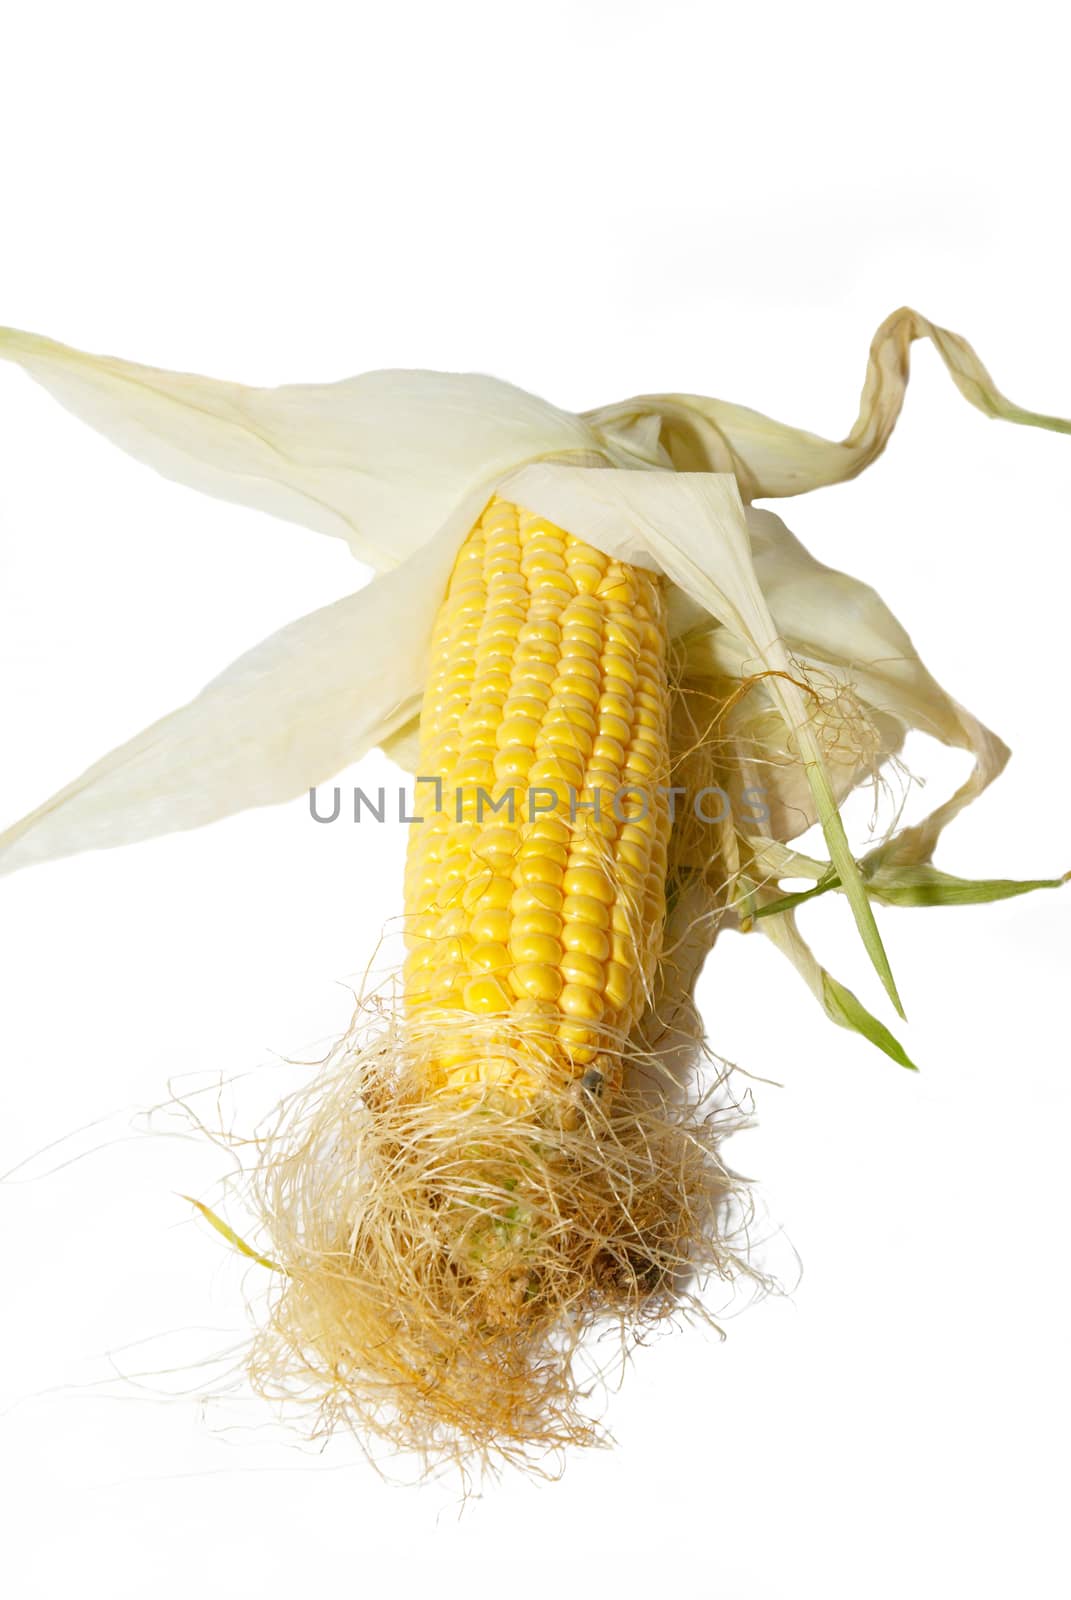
[463,974,513,1013]
[508,931,563,967]
[515,851,566,886]
[470,940,511,973]
[512,882,565,916]
[604,960,633,1012]
[562,921,610,961]
[562,892,611,929]
[562,864,614,904]
[560,982,604,1021]
[512,907,563,940]
[509,962,564,1003]
[560,951,604,989]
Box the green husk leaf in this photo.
[753,871,841,918]
[754,859,1068,916]
[753,894,916,1070]
[796,750,904,1018]
[821,974,919,1071]
[182,1194,282,1273]
[865,862,1070,908]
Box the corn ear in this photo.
[403,497,672,1098]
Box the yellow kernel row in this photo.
[403,497,671,1092]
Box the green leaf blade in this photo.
[867,863,1070,908]
[181,1194,283,1274]
[821,974,919,1072]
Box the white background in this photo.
[1,3,1068,1597]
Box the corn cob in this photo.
[402,496,672,1099]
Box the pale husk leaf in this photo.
[583,306,1071,501]
[0,502,476,875]
[0,327,600,571]
[687,505,1009,848]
